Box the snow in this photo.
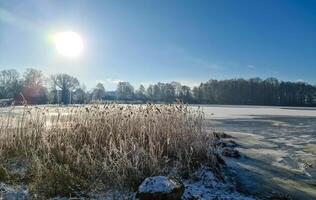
[0,183,28,200]
[182,168,255,200]
[191,105,316,119]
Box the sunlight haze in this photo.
[53,31,84,58]
[0,0,315,89]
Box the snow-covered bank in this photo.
[1,167,255,200]
[181,168,254,200]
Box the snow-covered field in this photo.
[196,105,316,200]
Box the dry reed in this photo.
[0,104,218,198]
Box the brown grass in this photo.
[0,104,218,198]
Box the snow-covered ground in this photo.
[195,105,316,200]
[192,104,316,119]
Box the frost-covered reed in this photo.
[0,104,217,198]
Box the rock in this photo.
[217,139,239,148]
[225,140,239,148]
[213,132,232,139]
[264,192,291,200]
[216,140,227,148]
[216,153,226,165]
[136,176,184,200]
[221,147,240,158]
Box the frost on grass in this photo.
[0,104,220,198]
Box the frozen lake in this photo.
[197,105,316,200]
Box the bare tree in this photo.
[136,84,147,101]
[22,68,47,104]
[116,82,134,100]
[23,68,44,87]
[51,74,79,104]
[92,83,106,101]
[0,69,22,99]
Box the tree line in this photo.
[0,68,315,106]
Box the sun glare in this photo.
[54,31,84,58]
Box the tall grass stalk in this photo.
[0,104,217,198]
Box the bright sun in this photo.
[54,31,84,58]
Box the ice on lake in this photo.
[195,105,316,200]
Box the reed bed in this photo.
[0,104,218,198]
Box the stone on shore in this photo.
[222,147,241,158]
[136,176,184,200]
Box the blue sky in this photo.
[0,0,315,89]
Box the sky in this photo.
[0,0,315,90]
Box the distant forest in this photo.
[0,68,316,106]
